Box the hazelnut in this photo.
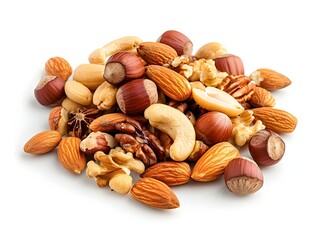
[157,30,193,56]
[34,76,65,106]
[224,157,264,195]
[80,131,117,155]
[214,54,245,75]
[195,111,232,146]
[116,79,158,115]
[248,129,285,166]
[48,106,69,136]
[103,51,145,85]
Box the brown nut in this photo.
[104,51,145,85]
[140,161,191,186]
[137,42,178,66]
[34,76,65,106]
[116,78,158,115]
[214,54,244,75]
[157,30,193,56]
[57,137,87,174]
[45,56,72,81]
[130,177,180,209]
[24,130,62,155]
[248,129,285,166]
[48,106,69,136]
[195,111,233,146]
[224,157,264,195]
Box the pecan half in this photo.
[217,75,255,104]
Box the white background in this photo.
[1,0,318,239]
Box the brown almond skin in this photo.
[45,56,72,81]
[191,142,240,182]
[253,68,291,90]
[24,130,62,154]
[145,65,191,101]
[137,42,178,65]
[252,107,297,133]
[57,137,87,174]
[249,86,276,107]
[130,177,180,209]
[140,161,191,186]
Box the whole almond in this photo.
[250,68,291,91]
[24,130,62,154]
[145,65,191,101]
[191,142,240,182]
[137,42,178,65]
[252,107,297,133]
[249,86,276,107]
[140,161,191,186]
[45,57,72,81]
[130,177,180,209]
[57,137,87,174]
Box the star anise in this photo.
[68,108,100,139]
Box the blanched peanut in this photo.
[73,64,105,91]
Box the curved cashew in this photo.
[88,36,142,65]
[144,103,196,161]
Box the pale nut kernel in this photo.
[144,103,196,161]
[195,42,227,60]
[108,173,133,195]
[45,56,72,81]
[80,131,117,155]
[73,64,106,91]
[64,80,93,106]
[61,97,84,113]
[92,81,118,110]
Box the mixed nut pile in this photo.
[23,30,297,209]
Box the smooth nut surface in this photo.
[64,80,93,106]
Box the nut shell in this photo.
[248,129,285,166]
[224,157,264,195]
[214,54,244,75]
[195,111,232,146]
[116,78,158,115]
[157,30,193,56]
[34,76,65,106]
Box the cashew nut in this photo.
[88,36,142,65]
[144,103,196,161]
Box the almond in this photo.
[249,86,276,107]
[45,57,73,81]
[252,107,297,133]
[191,142,240,182]
[137,42,178,65]
[24,130,62,154]
[130,177,180,209]
[140,161,191,186]
[250,68,291,91]
[57,137,87,174]
[145,65,191,101]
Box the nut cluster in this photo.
[24,30,297,210]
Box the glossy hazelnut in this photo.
[194,111,232,146]
[157,30,193,56]
[34,76,65,106]
[214,54,244,75]
[116,79,158,115]
[224,157,264,195]
[249,129,285,166]
[104,51,145,85]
